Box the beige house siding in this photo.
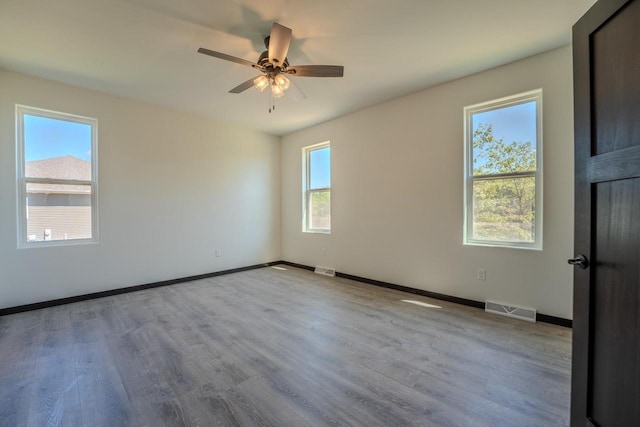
[27,206,92,241]
[25,156,93,242]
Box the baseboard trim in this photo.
[1,260,573,328]
[335,271,486,309]
[536,313,572,328]
[279,261,572,328]
[0,261,282,317]
[278,261,315,271]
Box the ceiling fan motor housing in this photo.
[258,50,289,72]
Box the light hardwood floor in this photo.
[0,266,572,426]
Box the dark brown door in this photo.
[572,0,640,425]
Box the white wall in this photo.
[0,69,281,309]
[281,46,574,319]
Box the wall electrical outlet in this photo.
[215,249,222,257]
[477,269,486,281]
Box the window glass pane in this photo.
[26,184,93,242]
[473,176,535,243]
[309,190,331,230]
[24,114,92,179]
[472,101,536,176]
[309,146,330,189]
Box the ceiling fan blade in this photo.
[198,48,263,70]
[286,65,344,77]
[287,79,307,102]
[229,77,259,94]
[268,23,292,67]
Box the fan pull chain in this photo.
[268,90,277,113]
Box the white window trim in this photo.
[302,141,331,234]
[16,105,99,248]
[463,89,543,250]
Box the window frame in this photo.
[302,141,331,234]
[463,89,543,250]
[16,105,99,248]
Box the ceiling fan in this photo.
[198,22,344,112]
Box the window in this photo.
[16,105,98,247]
[463,90,542,249]
[303,142,331,233]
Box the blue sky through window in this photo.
[24,114,92,162]
[472,101,536,148]
[310,146,330,189]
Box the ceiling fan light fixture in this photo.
[274,74,290,91]
[271,81,285,98]
[254,75,269,91]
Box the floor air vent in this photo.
[485,300,536,322]
[314,266,336,277]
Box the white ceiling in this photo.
[0,0,596,136]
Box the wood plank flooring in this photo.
[0,266,572,426]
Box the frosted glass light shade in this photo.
[271,82,284,98]
[274,74,290,91]
[254,75,269,91]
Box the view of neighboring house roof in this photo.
[26,155,91,180]
[26,155,92,194]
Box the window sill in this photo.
[303,230,331,235]
[464,241,542,251]
[19,239,100,250]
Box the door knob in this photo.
[568,254,589,269]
